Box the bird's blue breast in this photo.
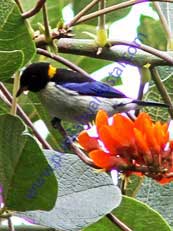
[59,81,127,98]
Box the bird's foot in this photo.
[51,117,77,150]
[51,117,67,138]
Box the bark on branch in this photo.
[57,38,173,67]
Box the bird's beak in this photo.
[16,86,28,97]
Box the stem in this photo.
[70,140,98,168]
[58,38,173,66]
[42,3,51,43]
[150,67,173,118]
[67,0,101,28]
[106,213,133,231]
[14,0,24,12]
[96,0,107,53]
[51,119,98,168]
[75,0,173,25]
[7,217,15,231]
[0,225,56,231]
[22,0,46,19]
[98,0,106,30]
[135,81,145,116]
[37,48,91,77]
[153,2,172,42]
[10,72,20,116]
[109,39,173,65]
[0,83,52,150]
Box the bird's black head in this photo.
[16,62,57,97]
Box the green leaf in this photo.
[84,196,171,231]
[0,50,23,80]
[0,98,9,115]
[73,0,131,25]
[0,114,57,211]
[125,175,144,197]
[27,92,64,150]
[157,2,173,38]
[102,75,123,86]
[137,177,173,228]
[144,66,173,121]
[77,56,111,73]
[18,151,122,230]
[0,0,36,67]
[20,0,64,29]
[137,15,167,50]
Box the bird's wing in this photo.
[57,81,127,98]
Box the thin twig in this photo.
[96,0,107,54]
[51,119,98,168]
[98,0,106,30]
[22,0,46,19]
[67,0,101,28]
[10,72,20,116]
[150,67,173,118]
[7,217,15,231]
[0,82,52,150]
[109,39,173,65]
[75,0,173,25]
[37,48,91,77]
[14,0,23,12]
[153,2,172,42]
[70,140,98,168]
[0,225,56,231]
[106,213,133,231]
[42,3,51,43]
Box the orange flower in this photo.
[78,110,173,184]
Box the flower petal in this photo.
[78,130,99,152]
[89,149,128,170]
[98,125,119,154]
[134,112,152,133]
[95,110,108,134]
[109,114,135,147]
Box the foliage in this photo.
[0,0,173,231]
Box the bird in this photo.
[16,62,168,125]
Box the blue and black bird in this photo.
[16,62,168,124]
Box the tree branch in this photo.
[153,2,172,42]
[75,0,173,25]
[67,0,101,28]
[42,3,51,43]
[0,82,52,150]
[58,38,173,66]
[106,213,133,231]
[37,48,91,77]
[22,0,46,19]
[7,217,15,231]
[150,67,173,118]
[109,39,173,65]
[0,225,56,231]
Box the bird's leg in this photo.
[51,117,77,150]
[51,117,97,168]
[51,117,67,137]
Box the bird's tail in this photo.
[132,100,169,108]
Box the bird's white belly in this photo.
[38,82,134,123]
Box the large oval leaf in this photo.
[0,114,57,211]
[137,177,173,229]
[137,15,167,50]
[0,50,23,80]
[18,150,122,231]
[84,196,171,231]
[0,0,36,72]
[144,66,173,121]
